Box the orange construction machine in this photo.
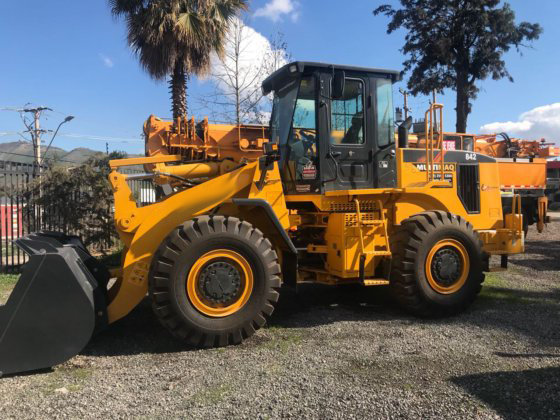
[408,123,558,234]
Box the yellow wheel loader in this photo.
[0,62,524,375]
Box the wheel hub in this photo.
[199,261,242,305]
[431,248,462,287]
[186,249,254,318]
[425,239,470,295]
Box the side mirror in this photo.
[332,70,346,99]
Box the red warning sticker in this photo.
[302,163,317,180]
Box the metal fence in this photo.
[0,161,156,273]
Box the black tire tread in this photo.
[390,211,485,317]
[148,215,280,347]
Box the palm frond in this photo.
[110,0,248,117]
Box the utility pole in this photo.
[106,142,109,155]
[21,106,52,176]
[399,88,410,119]
[33,109,41,175]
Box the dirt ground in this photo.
[0,223,559,419]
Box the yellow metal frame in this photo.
[109,155,182,168]
[106,153,291,324]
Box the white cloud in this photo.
[254,0,300,22]
[480,103,560,141]
[203,18,290,123]
[99,53,114,68]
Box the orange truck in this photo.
[409,127,559,233]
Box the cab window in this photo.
[376,78,394,147]
[330,79,364,145]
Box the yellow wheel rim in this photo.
[186,249,253,317]
[425,239,470,295]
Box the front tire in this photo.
[149,216,281,347]
[390,211,485,317]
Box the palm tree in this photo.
[110,0,248,119]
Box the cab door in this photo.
[371,77,397,188]
[321,74,374,191]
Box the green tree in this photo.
[26,151,127,248]
[374,0,542,132]
[110,0,248,119]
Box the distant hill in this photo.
[0,141,108,165]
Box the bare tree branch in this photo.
[196,18,291,125]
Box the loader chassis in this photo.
[105,62,522,337]
[0,62,524,375]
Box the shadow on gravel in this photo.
[494,352,560,358]
[473,286,560,348]
[272,283,560,349]
[511,240,560,271]
[82,278,560,358]
[452,367,560,420]
[82,300,187,357]
[268,283,401,328]
[82,284,403,357]
[80,230,560,358]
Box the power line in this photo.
[59,133,144,143]
[2,105,144,144]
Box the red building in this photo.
[0,202,23,239]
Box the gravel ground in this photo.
[0,223,559,419]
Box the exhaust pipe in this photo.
[398,116,413,148]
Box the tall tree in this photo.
[110,0,248,119]
[198,18,291,125]
[374,0,542,132]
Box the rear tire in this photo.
[390,211,485,317]
[149,215,281,347]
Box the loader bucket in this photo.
[0,232,109,376]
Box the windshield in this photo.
[270,79,299,147]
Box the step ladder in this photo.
[354,198,391,286]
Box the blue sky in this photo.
[0,0,558,155]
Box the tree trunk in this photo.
[455,73,470,133]
[170,61,187,119]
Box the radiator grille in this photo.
[330,201,376,212]
[344,213,375,226]
[457,164,480,213]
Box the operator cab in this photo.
[262,61,402,194]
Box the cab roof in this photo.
[262,61,402,95]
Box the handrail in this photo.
[424,104,445,182]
